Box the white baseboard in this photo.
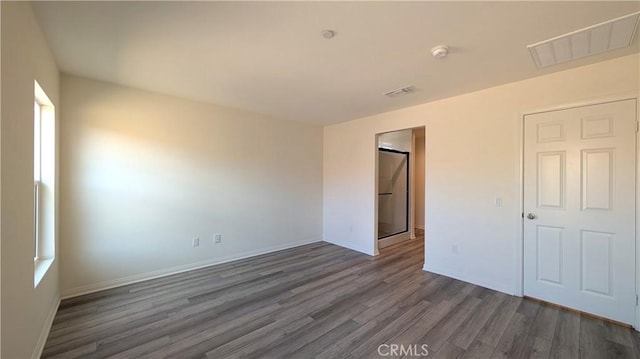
[31,295,60,359]
[61,237,322,299]
[422,263,515,296]
[415,225,425,230]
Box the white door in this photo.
[524,99,637,325]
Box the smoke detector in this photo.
[321,30,336,39]
[431,45,449,58]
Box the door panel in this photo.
[524,99,636,324]
[536,225,564,286]
[537,151,565,209]
[581,149,614,210]
[580,230,613,297]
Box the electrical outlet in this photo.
[495,197,503,207]
[452,244,458,254]
[192,237,200,247]
[214,234,222,244]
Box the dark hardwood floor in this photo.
[42,235,640,359]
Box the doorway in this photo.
[522,99,637,325]
[378,148,409,241]
[376,127,425,250]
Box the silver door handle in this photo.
[527,213,537,220]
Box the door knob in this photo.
[527,213,537,220]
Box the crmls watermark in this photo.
[377,344,430,357]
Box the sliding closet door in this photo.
[378,149,409,241]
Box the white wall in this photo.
[323,54,640,293]
[378,129,412,152]
[1,2,60,358]
[59,75,323,296]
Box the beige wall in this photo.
[1,2,60,358]
[323,54,640,294]
[59,75,323,296]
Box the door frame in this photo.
[516,93,640,330]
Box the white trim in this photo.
[61,237,322,299]
[374,133,380,255]
[410,130,416,240]
[514,104,526,297]
[421,130,427,270]
[519,92,640,118]
[517,93,640,329]
[635,95,640,331]
[31,295,60,359]
[415,225,425,230]
[423,263,515,296]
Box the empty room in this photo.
[2,1,640,358]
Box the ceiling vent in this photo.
[384,86,418,98]
[527,12,640,68]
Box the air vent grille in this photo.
[384,86,418,98]
[527,12,640,69]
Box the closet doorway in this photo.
[378,148,409,244]
[376,128,424,249]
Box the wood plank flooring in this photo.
[42,236,640,358]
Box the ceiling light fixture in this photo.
[431,45,449,58]
[321,30,336,39]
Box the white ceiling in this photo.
[32,1,640,125]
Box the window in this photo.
[34,81,55,287]
[34,101,41,261]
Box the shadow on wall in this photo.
[59,76,324,292]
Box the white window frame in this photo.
[34,101,42,263]
[34,81,55,287]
